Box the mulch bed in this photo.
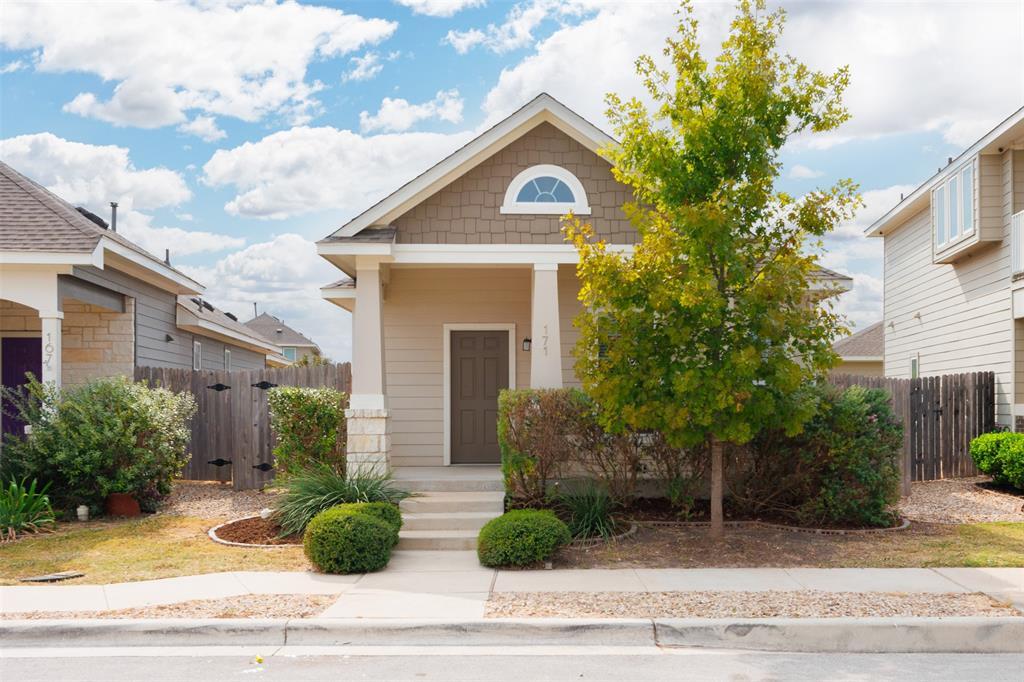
[213,516,302,546]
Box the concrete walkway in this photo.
[2,555,1021,618]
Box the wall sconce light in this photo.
[164,334,174,342]
[522,337,532,352]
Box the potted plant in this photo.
[104,472,141,517]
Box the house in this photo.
[832,321,884,377]
[244,312,322,363]
[0,161,284,434]
[865,105,1024,429]
[316,94,852,475]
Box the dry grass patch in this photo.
[0,515,309,585]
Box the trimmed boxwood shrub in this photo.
[477,509,571,567]
[339,501,402,546]
[970,431,1024,490]
[303,506,393,574]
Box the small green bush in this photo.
[338,501,402,546]
[272,464,410,537]
[267,386,348,477]
[0,478,55,541]
[303,506,394,574]
[477,509,571,567]
[1,376,195,513]
[557,481,616,540]
[971,431,1024,489]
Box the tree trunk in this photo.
[710,438,724,540]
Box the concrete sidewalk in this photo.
[2,554,1022,619]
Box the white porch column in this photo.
[530,263,563,388]
[39,311,63,387]
[345,260,390,475]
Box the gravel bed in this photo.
[2,594,334,620]
[486,590,1019,619]
[897,476,1024,524]
[163,481,280,519]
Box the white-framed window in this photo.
[224,348,231,371]
[193,340,202,370]
[932,158,977,249]
[283,347,297,361]
[499,164,590,215]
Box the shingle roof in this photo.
[834,321,884,359]
[244,312,320,349]
[321,226,397,243]
[0,160,197,279]
[178,297,279,350]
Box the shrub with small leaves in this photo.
[267,387,348,477]
[477,509,571,567]
[971,431,1024,490]
[303,505,394,574]
[337,501,402,546]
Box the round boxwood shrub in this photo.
[477,509,571,567]
[303,506,394,574]
[339,502,402,546]
[971,431,1024,490]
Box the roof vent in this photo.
[75,206,108,229]
[110,202,118,232]
[225,312,237,321]
[276,328,283,334]
[202,300,214,312]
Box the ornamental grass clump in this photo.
[557,481,617,540]
[267,387,348,477]
[303,505,394,574]
[0,478,55,542]
[477,509,571,567]
[272,464,409,537]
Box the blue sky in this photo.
[2,0,1022,361]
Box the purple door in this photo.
[2,337,42,437]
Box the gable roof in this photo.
[834,321,884,360]
[320,93,614,241]
[176,296,282,355]
[244,312,321,350]
[0,160,202,293]
[865,105,1024,238]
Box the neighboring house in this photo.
[866,105,1024,429]
[0,161,283,434]
[316,94,852,473]
[832,321,884,377]
[244,312,322,363]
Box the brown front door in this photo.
[451,330,509,464]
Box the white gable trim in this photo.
[328,94,615,239]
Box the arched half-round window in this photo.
[500,164,590,215]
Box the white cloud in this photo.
[789,164,823,180]
[178,115,227,143]
[3,1,397,129]
[445,0,586,54]
[359,89,464,133]
[395,0,485,18]
[0,132,240,257]
[178,234,351,361]
[834,272,884,332]
[480,2,1022,149]
[202,126,473,220]
[1,59,26,74]
[343,52,383,82]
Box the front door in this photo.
[450,330,509,464]
[1,337,42,438]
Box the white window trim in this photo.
[224,347,231,371]
[933,157,978,250]
[193,340,202,371]
[499,164,591,215]
[441,323,516,466]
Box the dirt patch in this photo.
[486,590,1019,619]
[213,516,301,546]
[163,481,280,519]
[3,594,333,620]
[898,476,1024,524]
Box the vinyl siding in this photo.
[832,360,884,377]
[883,150,1015,425]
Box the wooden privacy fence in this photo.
[136,363,351,490]
[830,371,995,495]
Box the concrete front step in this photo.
[402,511,497,532]
[392,467,504,493]
[400,491,505,514]
[397,530,479,551]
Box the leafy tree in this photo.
[294,353,332,367]
[564,0,860,538]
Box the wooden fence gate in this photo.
[830,372,995,496]
[136,363,351,490]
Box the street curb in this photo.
[2,617,1022,653]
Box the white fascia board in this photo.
[101,238,204,294]
[389,243,633,265]
[839,355,884,362]
[865,105,1024,238]
[0,244,103,266]
[316,242,394,257]
[328,94,615,239]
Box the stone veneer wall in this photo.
[61,299,135,386]
[0,300,42,334]
[392,122,638,244]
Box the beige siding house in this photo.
[833,321,884,377]
[866,106,1024,428]
[319,94,852,474]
